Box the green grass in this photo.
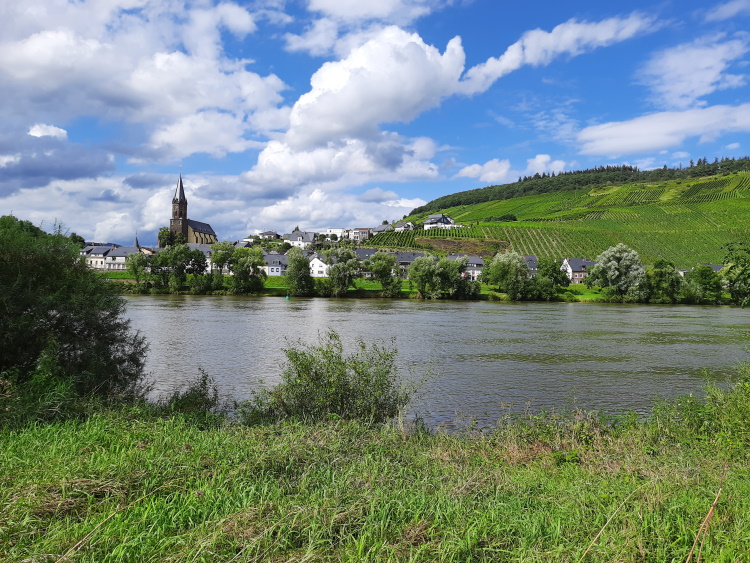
[371,172,750,267]
[3,376,750,562]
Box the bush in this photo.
[0,216,147,411]
[239,330,411,424]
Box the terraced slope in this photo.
[371,173,750,267]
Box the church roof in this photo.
[172,174,187,203]
[188,219,216,236]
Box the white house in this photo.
[283,229,317,249]
[325,228,347,240]
[309,254,329,277]
[423,214,463,230]
[394,222,414,232]
[561,258,596,283]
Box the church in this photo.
[168,174,218,245]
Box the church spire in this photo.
[134,232,140,248]
[173,173,187,203]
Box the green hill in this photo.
[371,170,750,268]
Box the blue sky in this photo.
[2,0,750,244]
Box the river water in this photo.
[125,296,750,428]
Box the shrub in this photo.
[0,216,147,402]
[239,330,411,424]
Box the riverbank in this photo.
[106,272,614,301]
[3,376,750,561]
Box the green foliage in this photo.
[125,251,149,285]
[160,368,224,428]
[151,244,207,292]
[683,264,723,304]
[0,215,147,408]
[285,247,315,296]
[412,157,750,215]
[367,252,402,297]
[641,259,683,304]
[209,240,235,273]
[240,330,410,424]
[323,247,360,297]
[229,246,266,294]
[482,251,530,300]
[407,255,477,299]
[723,242,750,307]
[586,243,643,296]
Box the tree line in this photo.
[411,157,750,215]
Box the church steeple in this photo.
[171,173,188,220]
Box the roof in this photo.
[565,258,596,271]
[282,230,317,242]
[106,246,141,258]
[447,253,485,267]
[186,243,214,255]
[372,224,393,233]
[395,251,426,264]
[187,219,216,236]
[355,248,379,260]
[172,174,186,203]
[697,263,724,272]
[522,255,539,269]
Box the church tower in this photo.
[170,173,189,240]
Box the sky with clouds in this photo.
[2,0,750,244]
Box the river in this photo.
[125,296,750,429]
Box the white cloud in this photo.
[455,154,565,184]
[639,35,749,110]
[284,17,340,56]
[0,154,21,167]
[360,187,399,202]
[286,26,465,149]
[306,0,441,25]
[0,1,285,161]
[255,187,420,232]
[459,13,657,95]
[578,103,750,156]
[148,111,264,160]
[672,151,690,159]
[706,0,750,21]
[28,123,68,139]
[726,142,741,150]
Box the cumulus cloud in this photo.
[255,187,422,232]
[577,103,750,156]
[639,35,749,110]
[286,27,465,149]
[456,154,565,184]
[28,124,68,139]
[705,0,750,21]
[0,1,286,162]
[459,13,657,95]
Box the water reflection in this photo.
[125,297,749,428]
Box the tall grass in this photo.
[3,369,750,561]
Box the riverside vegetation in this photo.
[2,214,750,561]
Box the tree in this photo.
[481,251,530,300]
[68,232,86,248]
[641,259,683,303]
[125,251,149,285]
[408,255,478,299]
[683,264,723,304]
[151,244,206,292]
[367,252,401,297]
[329,234,338,242]
[325,247,360,297]
[285,247,314,296]
[586,243,643,297]
[408,256,439,299]
[210,241,235,274]
[229,247,267,294]
[0,215,147,400]
[723,242,750,307]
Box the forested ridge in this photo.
[411,156,750,215]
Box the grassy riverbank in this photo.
[3,376,750,562]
